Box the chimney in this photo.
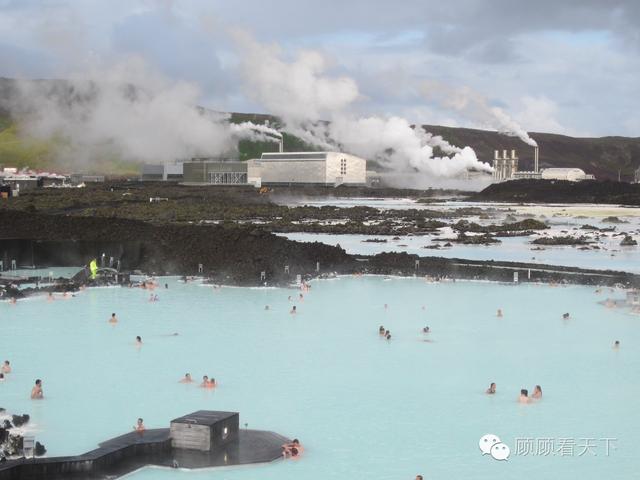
[279,138,284,153]
[494,150,500,160]
[534,146,539,173]
[511,149,517,160]
[502,149,508,160]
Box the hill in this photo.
[0,78,638,179]
[423,125,640,181]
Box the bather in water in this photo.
[532,385,542,399]
[31,379,44,399]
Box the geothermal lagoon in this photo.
[2,272,639,480]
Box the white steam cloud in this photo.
[233,32,492,181]
[229,121,282,143]
[4,57,236,166]
[422,81,538,147]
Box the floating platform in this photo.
[0,411,289,480]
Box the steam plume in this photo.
[422,81,538,147]
[233,32,492,180]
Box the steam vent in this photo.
[0,411,289,480]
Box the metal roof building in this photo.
[247,151,366,186]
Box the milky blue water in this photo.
[1,276,639,479]
[280,232,640,273]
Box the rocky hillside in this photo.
[424,125,640,182]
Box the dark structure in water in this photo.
[0,411,289,480]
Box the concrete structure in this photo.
[492,149,519,181]
[635,166,640,184]
[248,151,366,186]
[540,168,591,181]
[69,174,105,184]
[170,411,239,452]
[183,159,248,185]
[141,162,184,181]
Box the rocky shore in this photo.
[1,210,638,289]
[473,179,640,205]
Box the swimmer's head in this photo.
[535,385,542,393]
[35,379,42,386]
[203,375,208,381]
[185,373,191,378]
[490,382,496,388]
[291,447,298,456]
[137,418,143,424]
[292,439,299,445]
[614,340,620,346]
[136,336,142,342]
[520,389,528,397]
[4,361,9,366]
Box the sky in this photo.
[0,0,639,138]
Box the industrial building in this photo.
[540,168,593,181]
[180,151,367,187]
[493,146,594,182]
[247,151,367,186]
[492,149,520,181]
[140,162,184,181]
[182,159,249,185]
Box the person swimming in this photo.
[31,379,43,399]
[47,292,54,301]
[613,340,620,349]
[208,377,217,388]
[497,309,503,317]
[562,313,570,319]
[386,332,392,340]
[109,313,118,324]
[200,375,210,388]
[518,388,530,404]
[282,439,303,458]
[134,418,145,433]
[179,373,193,383]
[379,325,386,335]
[0,373,4,381]
[486,382,496,394]
[532,385,542,399]
[384,303,388,310]
[290,305,297,314]
[135,336,142,346]
[265,305,270,310]
[1,361,11,374]
[422,326,430,333]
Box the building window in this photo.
[340,158,347,175]
[208,172,247,184]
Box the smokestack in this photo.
[511,149,517,160]
[279,138,284,153]
[502,149,508,160]
[494,150,499,160]
[534,146,539,173]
